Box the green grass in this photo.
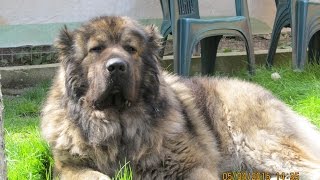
[234,63,320,127]
[4,81,53,180]
[3,63,320,179]
[113,161,133,180]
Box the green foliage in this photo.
[223,48,233,53]
[113,161,133,180]
[235,63,320,126]
[5,128,53,180]
[4,81,53,180]
[5,81,50,119]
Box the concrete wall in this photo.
[199,0,276,27]
[0,0,276,28]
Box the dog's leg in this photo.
[55,161,111,180]
[198,75,320,179]
[59,168,111,180]
[233,115,320,179]
[278,117,320,179]
[187,167,219,180]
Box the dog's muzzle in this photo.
[90,57,130,110]
[106,58,128,77]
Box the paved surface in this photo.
[0,18,271,48]
[0,22,81,48]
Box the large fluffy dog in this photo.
[41,16,320,179]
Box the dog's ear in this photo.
[145,25,163,54]
[55,25,74,63]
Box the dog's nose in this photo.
[106,58,127,74]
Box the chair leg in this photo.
[266,8,291,68]
[175,23,193,76]
[178,39,194,76]
[308,31,320,64]
[243,35,255,75]
[159,36,168,59]
[200,35,222,75]
[266,27,282,68]
[293,1,308,70]
[294,31,308,70]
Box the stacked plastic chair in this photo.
[266,0,320,70]
[160,0,255,76]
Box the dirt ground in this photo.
[162,33,292,56]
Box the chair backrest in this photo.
[161,0,251,37]
[169,0,199,37]
[235,0,250,18]
[171,0,250,22]
[160,0,200,36]
[276,0,291,7]
[160,0,172,36]
[176,0,200,19]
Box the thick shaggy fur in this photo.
[41,16,320,179]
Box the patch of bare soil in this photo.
[163,33,292,56]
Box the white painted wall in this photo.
[0,0,276,27]
[199,0,276,27]
[0,0,162,25]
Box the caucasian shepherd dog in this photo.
[41,16,320,179]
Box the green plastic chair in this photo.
[160,0,172,39]
[266,0,320,70]
[160,0,255,76]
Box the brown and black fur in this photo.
[41,16,320,180]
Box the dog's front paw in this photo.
[82,170,112,180]
[60,169,112,180]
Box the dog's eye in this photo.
[89,46,104,53]
[124,45,137,54]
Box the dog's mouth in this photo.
[93,87,131,110]
[85,66,135,110]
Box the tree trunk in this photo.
[0,74,7,179]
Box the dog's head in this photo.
[55,16,162,110]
